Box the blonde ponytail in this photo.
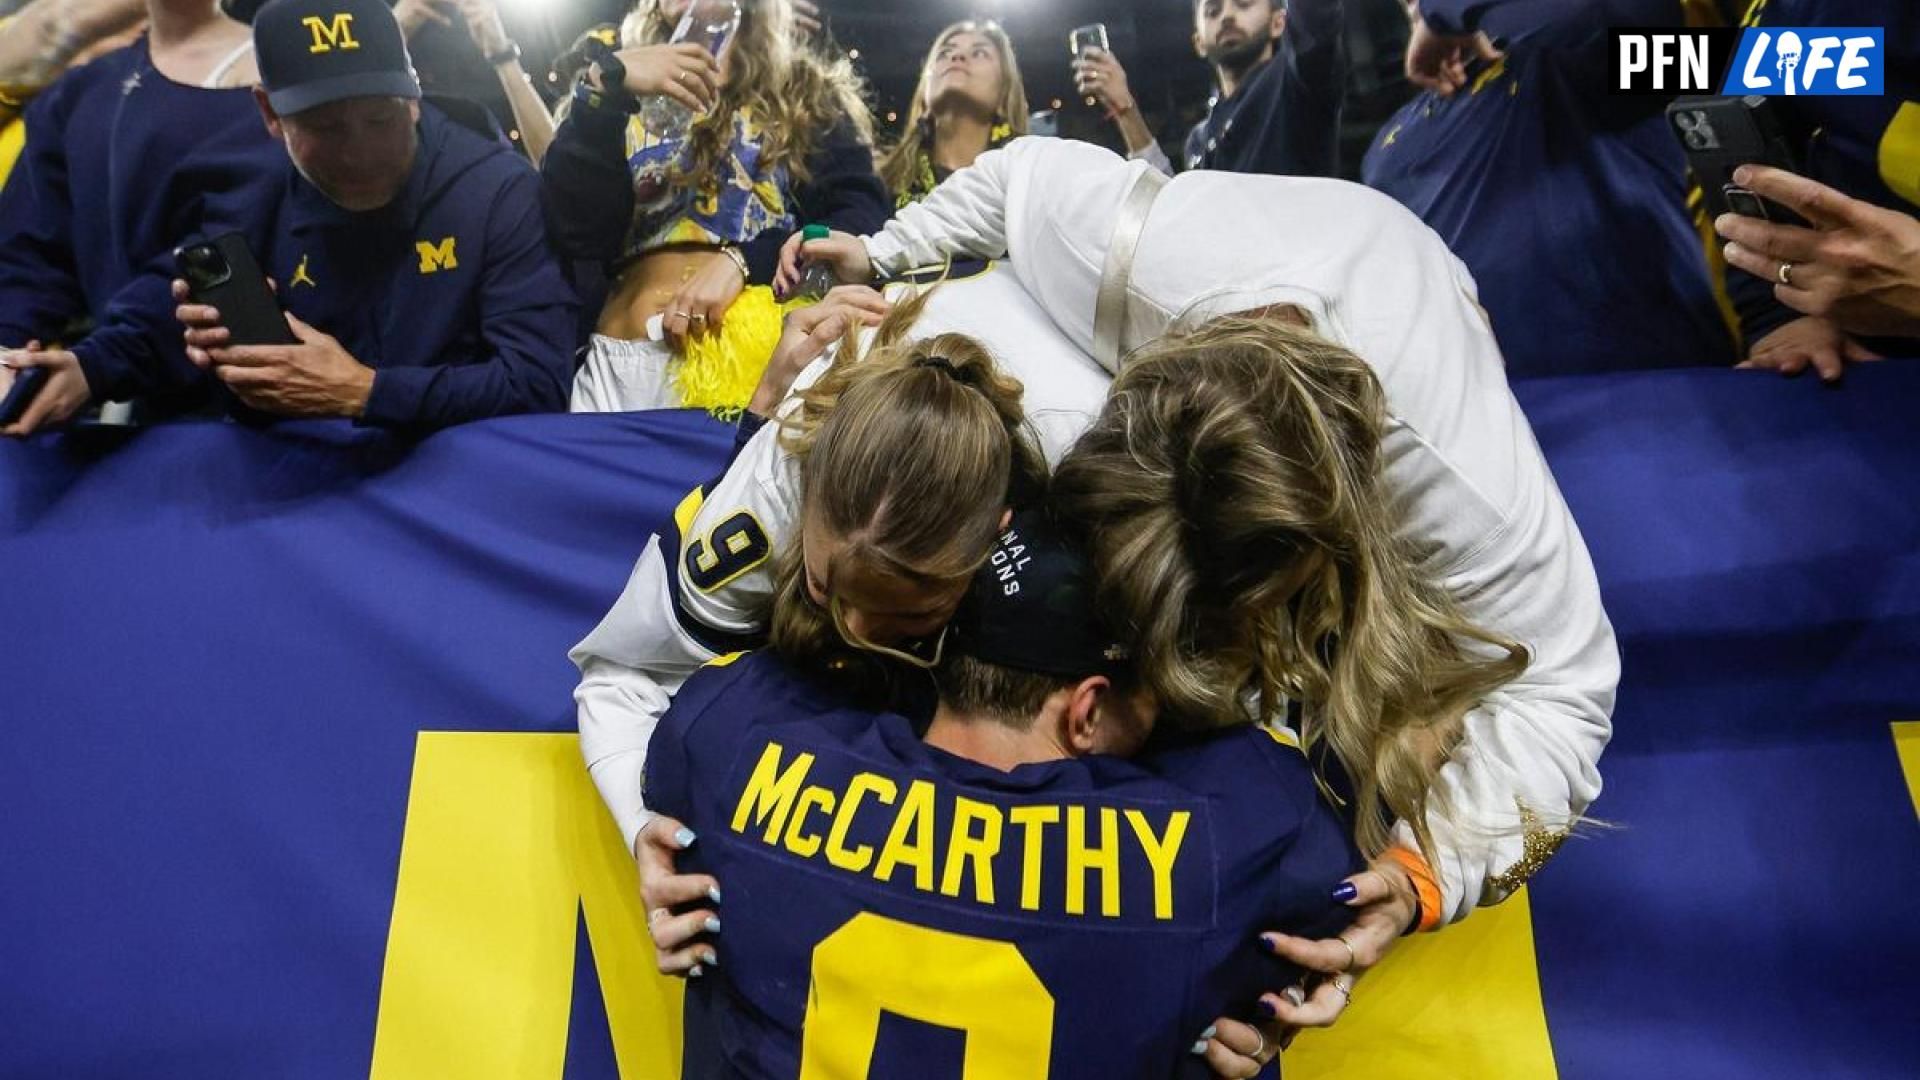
[769,288,1045,668]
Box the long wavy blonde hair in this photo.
[622,0,874,187]
[1050,315,1529,861]
[877,20,1029,202]
[769,287,1047,677]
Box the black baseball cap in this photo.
[947,508,1131,680]
[254,0,421,117]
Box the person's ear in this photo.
[1270,9,1288,40]
[1192,29,1207,60]
[252,86,284,139]
[407,99,422,124]
[1064,675,1111,755]
[998,506,1013,531]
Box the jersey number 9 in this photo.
[684,511,772,593]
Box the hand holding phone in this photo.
[0,362,50,427]
[1667,95,1807,226]
[174,233,297,348]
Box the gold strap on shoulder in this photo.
[1091,165,1168,374]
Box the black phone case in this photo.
[0,364,49,425]
[1667,95,1807,226]
[174,233,298,347]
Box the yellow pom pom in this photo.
[670,286,805,420]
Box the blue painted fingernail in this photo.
[703,950,719,967]
[674,827,697,847]
[1331,882,1359,903]
[1190,1040,1208,1056]
[1200,1025,1217,1040]
[708,885,722,905]
[688,964,704,979]
[1258,998,1278,1019]
[704,916,721,934]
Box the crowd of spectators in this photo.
[0,0,1912,438]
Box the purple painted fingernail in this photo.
[1331,882,1359,903]
[1257,934,1278,954]
[1258,998,1278,1019]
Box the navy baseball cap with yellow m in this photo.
[254,0,421,116]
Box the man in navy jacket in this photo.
[176,0,576,432]
[1184,0,1346,176]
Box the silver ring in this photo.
[671,310,691,322]
[1334,934,1357,971]
[1777,261,1795,286]
[1250,1027,1268,1060]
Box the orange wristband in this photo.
[1382,845,1444,933]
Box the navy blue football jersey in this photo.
[644,651,1363,1079]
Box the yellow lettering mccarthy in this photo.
[729,742,814,843]
[726,743,1193,922]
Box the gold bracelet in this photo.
[720,244,749,283]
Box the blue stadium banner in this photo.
[4,364,1920,1078]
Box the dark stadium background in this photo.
[409,0,1418,180]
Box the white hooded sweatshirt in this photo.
[864,137,1619,923]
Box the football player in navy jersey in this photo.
[643,508,1361,1079]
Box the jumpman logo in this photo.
[120,71,142,96]
[290,255,317,289]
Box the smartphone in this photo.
[1069,22,1109,58]
[1666,95,1806,225]
[173,233,297,347]
[0,363,48,426]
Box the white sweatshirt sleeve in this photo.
[862,144,1018,274]
[1369,252,1619,925]
[570,416,804,852]
[1395,441,1618,924]
[1129,140,1174,177]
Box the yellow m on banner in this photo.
[1287,892,1560,1080]
[369,733,683,1079]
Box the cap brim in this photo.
[268,70,421,116]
